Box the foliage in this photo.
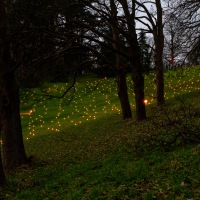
[187,38,200,65]
[169,0,200,65]
[94,66,116,78]
[126,93,200,155]
[138,30,152,74]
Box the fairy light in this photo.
[21,66,199,140]
[21,109,33,116]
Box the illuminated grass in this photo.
[20,66,200,140]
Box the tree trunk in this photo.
[0,143,6,186]
[0,0,28,170]
[131,39,146,121]
[118,0,146,121]
[2,71,29,170]
[0,78,6,186]
[154,37,165,107]
[0,0,7,185]
[116,69,132,119]
[129,27,146,121]
[131,63,146,121]
[110,0,132,120]
[154,0,165,107]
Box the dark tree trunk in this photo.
[155,57,165,106]
[0,144,6,186]
[0,0,28,170]
[130,28,146,121]
[110,0,132,120]
[130,38,146,121]
[0,0,7,185]
[2,71,29,170]
[118,0,146,121]
[154,38,165,107]
[116,69,132,119]
[131,63,146,121]
[153,0,165,107]
[0,81,6,186]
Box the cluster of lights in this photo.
[21,67,200,140]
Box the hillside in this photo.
[1,66,200,199]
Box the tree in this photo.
[175,0,200,65]
[138,30,152,73]
[175,0,200,30]
[0,0,7,185]
[0,83,6,186]
[74,0,146,120]
[0,0,29,170]
[163,12,185,68]
[0,76,6,186]
[187,37,200,65]
[152,0,165,106]
[0,0,93,171]
[95,26,117,78]
[118,0,146,120]
[109,0,132,119]
[163,0,200,65]
[136,0,165,106]
[97,42,116,77]
[10,0,62,87]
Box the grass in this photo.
[0,66,200,199]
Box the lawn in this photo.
[0,66,200,199]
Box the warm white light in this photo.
[144,99,148,104]
[20,109,33,116]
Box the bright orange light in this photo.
[144,99,148,104]
[21,110,33,116]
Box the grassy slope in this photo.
[0,66,200,199]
